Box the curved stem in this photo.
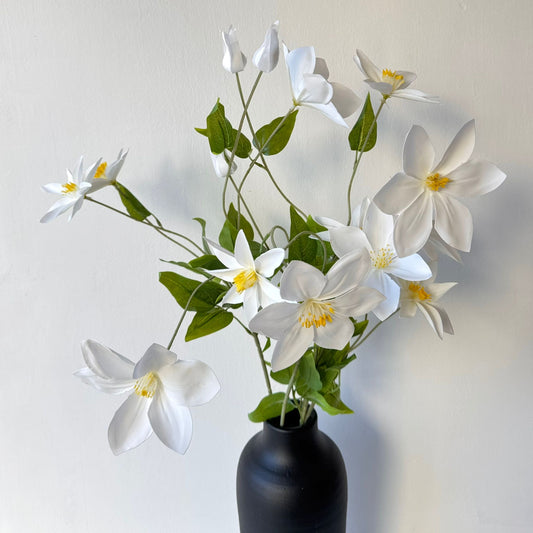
[346,97,387,225]
[252,333,272,395]
[280,359,300,427]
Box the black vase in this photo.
[236,409,347,532]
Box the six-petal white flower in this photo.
[222,25,247,73]
[40,156,92,223]
[328,201,432,320]
[353,49,438,103]
[87,148,128,193]
[374,120,507,257]
[207,230,285,322]
[399,270,456,339]
[253,21,280,73]
[75,340,220,455]
[249,252,385,371]
[283,44,360,127]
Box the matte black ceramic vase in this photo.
[236,410,347,532]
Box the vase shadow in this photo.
[322,408,388,533]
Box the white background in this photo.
[1,1,532,532]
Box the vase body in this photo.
[236,410,347,533]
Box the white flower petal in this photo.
[399,299,418,318]
[321,250,371,299]
[373,172,423,215]
[329,226,371,257]
[417,302,444,339]
[387,254,432,281]
[392,89,439,103]
[313,317,354,349]
[365,270,400,320]
[222,25,246,73]
[426,282,457,301]
[233,230,254,268]
[433,194,473,252]
[271,322,314,371]
[81,340,135,380]
[108,394,152,455]
[366,81,395,95]
[433,303,454,335]
[149,393,193,454]
[208,267,243,283]
[404,125,435,179]
[252,21,279,73]
[68,196,85,221]
[364,202,394,251]
[314,215,344,230]
[303,101,347,127]
[74,369,136,395]
[249,302,300,339]
[353,50,381,82]
[40,197,76,223]
[133,344,177,379]
[207,239,241,269]
[221,284,243,305]
[330,81,361,118]
[157,359,220,406]
[445,160,506,198]
[434,120,475,175]
[298,74,334,104]
[333,285,386,318]
[42,183,64,194]
[280,261,325,301]
[243,285,259,322]
[211,151,237,178]
[254,248,284,277]
[393,191,433,257]
[395,70,417,88]
[257,277,281,307]
[285,45,316,95]
[423,229,463,263]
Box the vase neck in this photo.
[262,410,318,447]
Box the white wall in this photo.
[1,1,532,532]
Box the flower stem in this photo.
[85,196,202,257]
[251,332,272,395]
[280,359,300,427]
[351,308,399,350]
[346,97,387,225]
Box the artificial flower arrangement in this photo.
[41,22,506,456]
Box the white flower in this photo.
[283,44,360,127]
[207,230,284,322]
[40,156,92,223]
[374,120,506,257]
[329,201,432,320]
[314,197,371,241]
[423,228,463,263]
[222,25,246,73]
[249,252,385,371]
[399,271,456,339]
[211,150,237,178]
[75,340,220,455]
[354,50,438,103]
[87,148,128,193]
[253,21,280,73]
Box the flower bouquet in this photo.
[41,20,505,528]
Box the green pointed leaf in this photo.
[248,392,296,423]
[270,365,294,385]
[189,254,225,270]
[307,390,353,415]
[114,182,151,221]
[218,218,238,251]
[185,308,233,341]
[159,271,226,312]
[203,100,232,154]
[195,127,208,136]
[288,206,317,264]
[348,93,377,152]
[228,125,252,158]
[227,203,254,241]
[353,319,369,336]
[193,217,210,254]
[295,352,322,396]
[253,110,298,156]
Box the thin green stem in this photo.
[85,196,200,257]
[351,308,399,350]
[167,276,214,350]
[251,333,272,395]
[346,97,387,225]
[268,225,290,248]
[284,230,328,272]
[280,359,300,427]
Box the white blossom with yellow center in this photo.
[87,148,128,193]
[207,230,285,323]
[399,272,457,339]
[75,340,220,455]
[329,201,432,321]
[354,49,438,103]
[374,121,506,257]
[249,252,385,372]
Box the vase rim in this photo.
[264,409,317,434]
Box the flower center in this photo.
[425,172,450,191]
[61,182,78,195]
[382,69,404,91]
[369,245,395,269]
[134,371,158,398]
[94,161,108,179]
[233,269,257,293]
[298,300,335,329]
[408,282,431,301]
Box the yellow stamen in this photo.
[425,172,450,192]
[298,300,335,329]
[134,371,158,398]
[369,245,395,269]
[408,282,431,301]
[233,269,257,293]
[94,161,108,179]
[61,182,78,194]
[382,69,405,91]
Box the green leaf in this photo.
[248,392,296,423]
[189,254,225,270]
[227,203,254,241]
[353,319,369,337]
[288,206,317,264]
[159,271,226,312]
[114,182,151,221]
[253,110,298,156]
[159,259,212,279]
[270,365,294,385]
[348,93,377,152]
[193,217,210,254]
[205,100,232,154]
[185,308,233,341]
[306,389,353,416]
[228,126,252,159]
[295,352,322,396]
[195,127,208,136]
[218,218,238,251]
[262,338,271,352]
